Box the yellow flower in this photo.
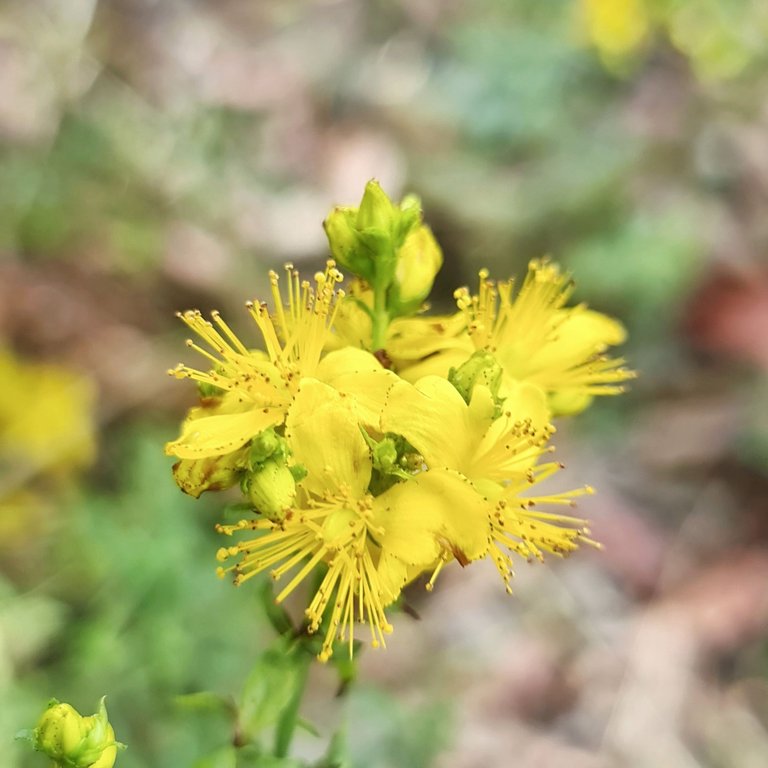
[581,0,650,65]
[165,262,395,461]
[0,348,95,475]
[215,378,487,660]
[489,468,596,593]
[216,380,392,661]
[454,260,635,415]
[380,375,596,591]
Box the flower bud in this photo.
[249,427,284,465]
[322,180,428,289]
[246,458,296,522]
[389,225,443,315]
[173,448,246,498]
[24,697,122,768]
[323,206,374,280]
[356,179,397,232]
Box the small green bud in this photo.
[323,181,429,290]
[22,697,123,768]
[356,179,397,232]
[360,427,414,495]
[389,225,443,315]
[372,436,398,473]
[323,206,374,280]
[449,351,504,411]
[246,458,296,522]
[249,427,284,466]
[289,463,308,483]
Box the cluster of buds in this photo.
[324,180,443,321]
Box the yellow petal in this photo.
[372,468,491,566]
[469,388,551,483]
[415,468,491,562]
[165,407,283,459]
[382,376,474,471]
[529,308,626,373]
[317,347,397,426]
[371,482,443,567]
[387,312,469,360]
[497,381,550,427]
[285,378,371,498]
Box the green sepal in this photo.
[448,350,505,417]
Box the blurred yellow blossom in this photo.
[0,347,96,474]
[580,0,650,67]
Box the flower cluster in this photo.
[166,180,634,661]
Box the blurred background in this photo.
[2,1,768,766]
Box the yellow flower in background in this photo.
[0,349,95,553]
[581,0,650,65]
[165,261,395,462]
[0,348,95,474]
[664,0,764,81]
[455,260,634,416]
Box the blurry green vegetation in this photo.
[7,432,273,767]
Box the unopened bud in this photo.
[249,427,284,465]
[173,448,246,498]
[390,225,443,314]
[356,179,397,232]
[323,206,374,280]
[21,697,123,768]
[246,458,296,522]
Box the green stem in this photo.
[273,651,312,758]
[371,280,389,351]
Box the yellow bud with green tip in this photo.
[390,224,443,314]
[246,458,296,522]
[323,205,373,280]
[23,697,123,768]
[356,179,397,232]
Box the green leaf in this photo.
[238,644,304,741]
[175,691,237,717]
